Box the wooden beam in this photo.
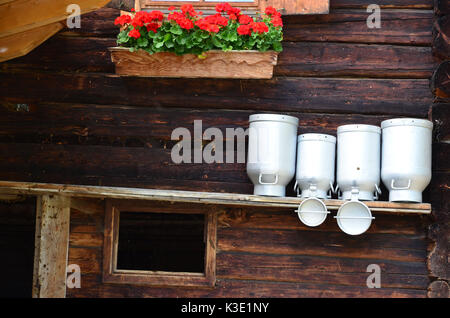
[32,195,71,298]
[0,0,111,38]
[0,180,431,214]
[0,22,64,63]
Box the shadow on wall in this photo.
[0,197,35,298]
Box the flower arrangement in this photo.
[114,3,283,56]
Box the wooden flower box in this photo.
[109,47,279,79]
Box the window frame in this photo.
[102,199,217,287]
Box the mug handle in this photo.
[391,179,411,190]
[259,173,278,185]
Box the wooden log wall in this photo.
[427,0,450,298]
[0,0,444,297]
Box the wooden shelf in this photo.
[0,181,431,215]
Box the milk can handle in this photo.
[374,184,382,200]
[293,181,300,196]
[259,173,278,185]
[391,179,411,190]
[327,181,337,199]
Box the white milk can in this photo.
[336,124,381,201]
[247,114,299,197]
[294,133,336,199]
[381,118,433,203]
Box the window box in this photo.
[109,47,278,78]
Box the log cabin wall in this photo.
[427,0,450,298]
[0,0,445,297]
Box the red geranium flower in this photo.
[251,22,269,34]
[238,14,253,25]
[146,22,160,33]
[178,17,194,30]
[114,14,131,26]
[237,24,251,36]
[265,6,281,17]
[168,6,176,11]
[128,28,141,39]
[148,10,164,22]
[216,2,232,13]
[181,4,198,17]
[227,7,241,16]
[271,16,283,27]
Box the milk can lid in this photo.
[337,124,381,134]
[336,201,373,236]
[298,133,336,144]
[249,114,299,126]
[381,118,433,130]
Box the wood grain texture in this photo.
[431,61,450,99]
[433,15,450,59]
[2,37,436,78]
[434,0,450,15]
[32,195,71,298]
[263,0,329,15]
[0,180,431,214]
[0,22,64,63]
[67,274,428,297]
[427,280,449,297]
[0,0,110,38]
[109,48,279,79]
[0,72,433,116]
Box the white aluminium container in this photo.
[336,124,381,201]
[294,134,336,199]
[247,114,299,197]
[335,188,375,235]
[381,118,433,203]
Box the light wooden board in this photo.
[0,181,431,214]
[0,0,111,38]
[0,22,64,62]
[32,195,71,298]
[109,47,279,79]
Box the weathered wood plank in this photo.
[0,103,399,141]
[427,223,449,280]
[434,0,450,15]
[70,232,103,248]
[431,61,450,99]
[0,37,435,78]
[68,247,101,274]
[277,42,435,78]
[283,9,433,45]
[0,36,116,73]
[0,72,433,116]
[217,252,429,289]
[0,181,432,214]
[66,274,427,297]
[218,228,428,262]
[32,195,71,298]
[65,8,433,46]
[218,209,427,235]
[427,280,449,297]
[433,15,450,59]
[431,103,450,142]
[332,0,433,9]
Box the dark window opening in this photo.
[116,212,205,273]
